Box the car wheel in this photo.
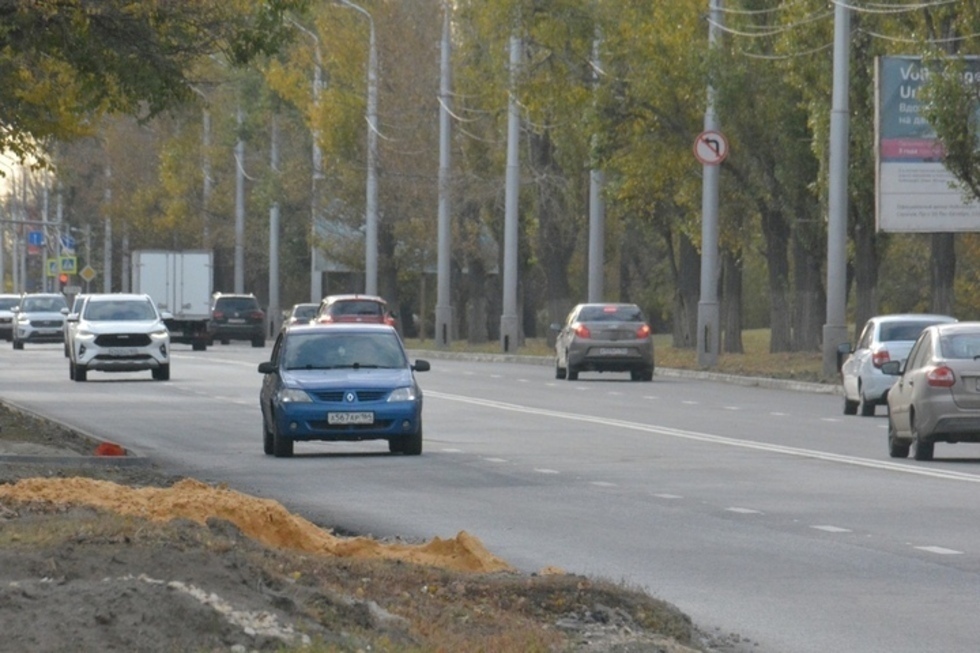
[12,340,23,350]
[252,336,265,348]
[220,338,230,345]
[388,438,404,453]
[641,367,654,382]
[555,359,566,380]
[272,427,293,458]
[859,392,876,417]
[887,419,910,458]
[74,364,87,382]
[63,343,70,357]
[68,360,75,381]
[911,416,934,461]
[152,364,170,381]
[192,341,206,352]
[401,422,423,456]
[843,396,859,415]
[263,422,274,456]
[567,362,579,381]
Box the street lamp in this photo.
[337,0,379,296]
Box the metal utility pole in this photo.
[435,3,453,347]
[822,3,852,377]
[269,113,282,336]
[696,0,723,368]
[103,163,112,293]
[500,34,521,353]
[588,32,605,303]
[338,0,378,296]
[234,107,245,294]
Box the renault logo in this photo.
[345,392,355,403]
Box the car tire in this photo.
[911,416,934,461]
[401,423,423,456]
[272,428,293,458]
[220,338,230,345]
[263,422,274,456]
[887,419,910,458]
[63,343,70,357]
[12,340,23,350]
[641,367,654,382]
[567,360,579,381]
[152,364,170,381]
[74,364,87,382]
[68,360,75,381]
[860,399,876,417]
[192,341,207,351]
[251,336,265,348]
[843,396,859,415]
[555,360,567,380]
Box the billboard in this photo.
[876,56,980,232]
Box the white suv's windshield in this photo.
[83,300,157,321]
[21,296,67,312]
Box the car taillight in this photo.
[926,366,956,387]
[573,324,591,338]
[250,310,265,320]
[871,350,891,368]
[212,310,224,320]
[636,324,651,339]
[319,315,335,323]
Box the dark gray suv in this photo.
[208,293,265,347]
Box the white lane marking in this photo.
[724,406,739,411]
[654,493,683,499]
[682,400,698,405]
[427,390,980,484]
[770,412,787,416]
[727,507,762,514]
[591,481,616,487]
[915,546,963,555]
[820,418,840,423]
[534,468,560,474]
[608,392,623,396]
[518,379,529,383]
[484,457,508,463]
[643,396,659,400]
[812,525,852,533]
[490,374,502,378]
[441,448,464,453]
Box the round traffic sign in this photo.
[694,130,729,165]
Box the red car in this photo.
[314,294,396,327]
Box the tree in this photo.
[0,0,302,162]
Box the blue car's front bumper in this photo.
[272,398,422,443]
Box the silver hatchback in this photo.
[884,322,980,461]
[552,303,655,382]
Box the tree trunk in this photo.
[466,257,489,344]
[930,232,955,315]
[792,232,825,351]
[721,248,743,354]
[665,228,699,349]
[852,219,878,340]
[762,209,792,352]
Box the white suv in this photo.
[67,293,171,382]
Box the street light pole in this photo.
[338,0,379,296]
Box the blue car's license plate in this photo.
[328,411,374,425]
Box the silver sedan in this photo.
[884,322,980,461]
[552,303,655,382]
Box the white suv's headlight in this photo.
[150,328,168,338]
[387,386,417,402]
[278,388,312,403]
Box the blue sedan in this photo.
[258,323,430,457]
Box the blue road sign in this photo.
[28,231,44,246]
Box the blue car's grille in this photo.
[308,419,395,431]
[311,389,389,402]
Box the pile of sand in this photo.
[0,477,513,573]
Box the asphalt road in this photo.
[3,340,980,653]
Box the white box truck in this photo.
[131,250,213,351]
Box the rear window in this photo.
[577,305,644,322]
[215,297,259,312]
[879,322,930,342]
[327,300,384,317]
[941,334,980,360]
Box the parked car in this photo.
[12,293,69,350]
[258,323,429,457]
[208,292,266,347]
[551,303,655,381]
[67,293,171,382]
[314,294,396,327]
[63,293,90,357]
[883,322,980,461]
[286,302,319,326]
[0,293,19,341]
[839,313,956,416]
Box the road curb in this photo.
[406,349,842,396]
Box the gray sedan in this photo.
[884,322,980,461]
[552,303,654,381]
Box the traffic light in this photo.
[59,273,69,290]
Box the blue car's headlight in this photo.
[387,386,417,402]
[278,388,312,403]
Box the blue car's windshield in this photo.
[283,332,408,370]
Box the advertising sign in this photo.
[876,56,980,232]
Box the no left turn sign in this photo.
[694,130,729,165]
